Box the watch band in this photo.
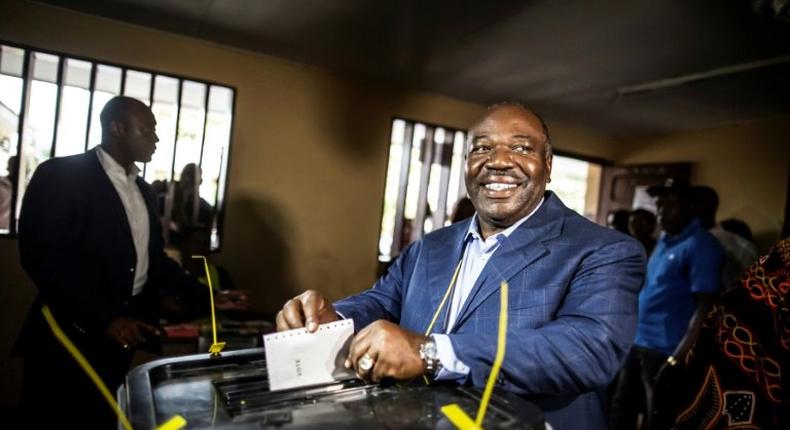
[419,335,441,375]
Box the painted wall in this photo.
[616,116,790,251]
[0,0,617,404]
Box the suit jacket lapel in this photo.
[450,194,565,331]
[423,220,470,334]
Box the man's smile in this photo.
[481,181,522,198]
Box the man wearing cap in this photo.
[609,178,724,430]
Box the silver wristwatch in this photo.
[419,335,441,375]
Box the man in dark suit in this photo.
[16,96,246,427]
[276,103,645,429]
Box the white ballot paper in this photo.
[264,319,356,391]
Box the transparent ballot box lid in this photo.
[120,348,544,429]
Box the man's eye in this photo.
[512,144,531,153]
[471,145,490,153]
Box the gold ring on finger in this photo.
[358,353,374,371]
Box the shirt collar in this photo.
[96,146,140,182]
[661,217,702,244]
[465,197,545,246]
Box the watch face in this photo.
[423,341,438,360]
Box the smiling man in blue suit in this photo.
[277,103,645,429]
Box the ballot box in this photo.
[120,347,545,429]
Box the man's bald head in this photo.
[99,96,150,130]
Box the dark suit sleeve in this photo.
[154,246,210,312]
[18,160,117,332]
[450,238,645,396]
[333,243,418,329]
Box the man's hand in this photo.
[276,290,339,332]
[105,317,160,350]
[215,290,251,311]
[345,320,427,383]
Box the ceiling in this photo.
[35,0,790,136]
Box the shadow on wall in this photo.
[307,80,391,159]
[217,194,295,317]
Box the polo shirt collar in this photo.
[661,217,702,245]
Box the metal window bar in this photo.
[169,79,184,181]
[389,122,414,257]
[456,132,469,203]
[211,147,225,232]
[142,72,157,178]
[213,91,237,251]
[8,49,31,235]
[83,62,97,152]
[432,130,455,230]
[49,55,64,158]
[119,66,127,97]
[197,85,210,168]
[412,126,435,242]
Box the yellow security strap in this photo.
[42,305,189,430]
[441,404,481,430]
[474,281,508,427]
[424,259,463,336]
[41,304,134,430]
[441,281,509,430]
[156,414,187,430]
[192,254,225,356]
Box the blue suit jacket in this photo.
[335,192,645,429]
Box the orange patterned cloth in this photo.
[655,237,790,429]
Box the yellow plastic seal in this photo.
[156,414,187,430]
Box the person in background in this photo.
[651,237,790,429]
[609,178,724,430]
[720,217,756,244]
[607,208,631,235]
[690,185,758,291]
[169,163,213,246]
[629,208,658,256]
[15,96,248,427]
[0,155,18,230]
[275,103,645,429]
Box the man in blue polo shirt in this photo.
[610,179,724,430]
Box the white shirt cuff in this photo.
[432,334,470,380]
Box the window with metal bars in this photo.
[377,118,468,262]
[0,41,235,251]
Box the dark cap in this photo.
[646,178,691,198]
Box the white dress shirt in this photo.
[434,198,544,379]
[96,147,150,296]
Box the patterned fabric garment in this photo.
[653,237,790,429]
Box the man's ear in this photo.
[109,119,126,137]
[545,153,553,183]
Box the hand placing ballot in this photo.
[264,319,356,391]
